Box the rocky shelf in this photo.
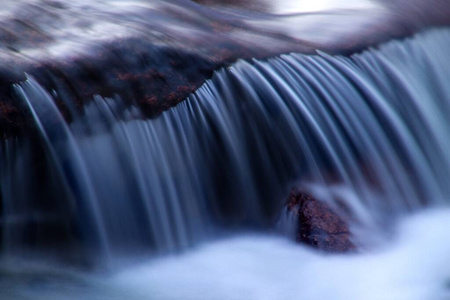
[1,0,449,138]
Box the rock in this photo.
[1,0,449,138]
[287,188,355,253]
[0,0,313,139]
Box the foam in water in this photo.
[265,0,380,14]
[1,209,450,300]
[112,209,450,300]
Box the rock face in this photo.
[0,0,312,139]
[1,0,449,138]
[287,189,355,253]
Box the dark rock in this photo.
[287,188,355,253]
[0,0,449,138]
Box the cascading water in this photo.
[1,28,450,299]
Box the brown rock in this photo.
[287,188,355,253]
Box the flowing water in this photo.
[1,23,450,300]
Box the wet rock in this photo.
[287,188,355,253]
[0,0,312,138]
[0,0,449,138]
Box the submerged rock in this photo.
[287,189,355,253]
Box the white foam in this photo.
[266,0,380,14]
[109,209,450,300]
[1,210,450,299]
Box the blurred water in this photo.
[266,0,379,14]
[98,209,450,300]
[2,209,450,300]
[0,0,401,63]
[2,27,450,255]
[0,17,450,300]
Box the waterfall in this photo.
[1,28,450,264]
